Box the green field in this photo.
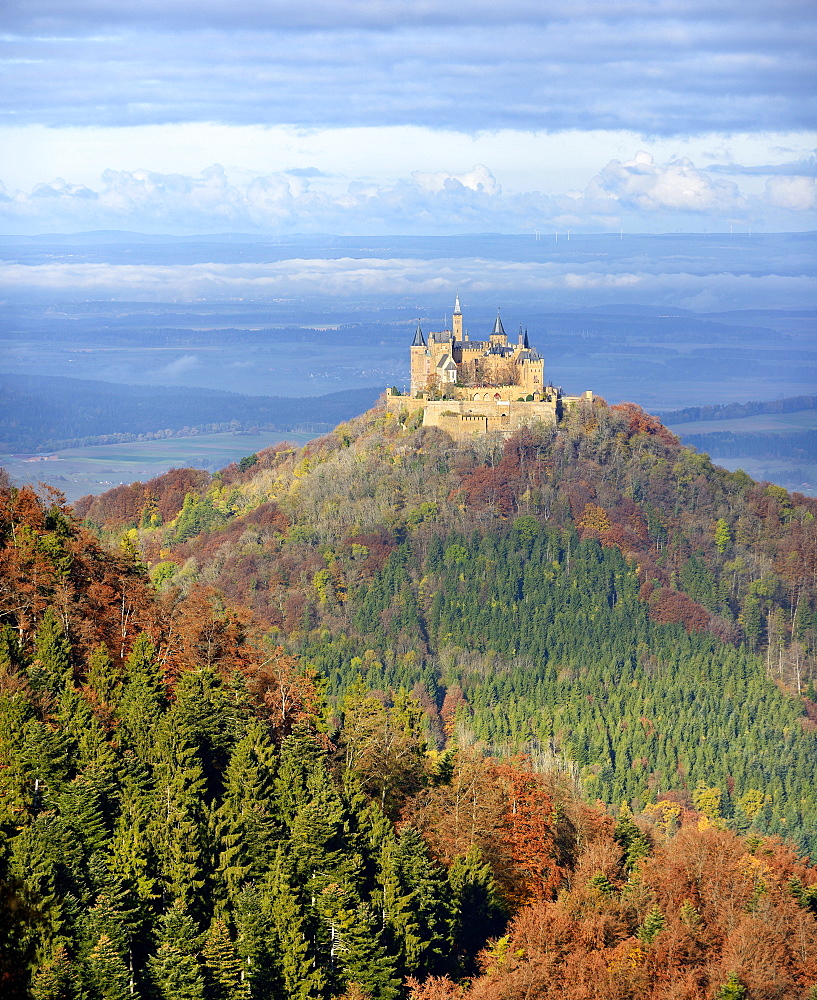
[2,430,316,503]
[665,408,817,436]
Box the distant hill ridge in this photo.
[0,373,381,452]
[659,393,817,424]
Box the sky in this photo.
[1,0,816,235]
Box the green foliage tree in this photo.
[30,944,83,1000]
[28,608,72,698]
[148,904,205,1000]
[715,973,747,999]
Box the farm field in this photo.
[665,408,817,436]
[2,430,315,503]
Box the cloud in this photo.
[157,353,201,376]
[2,2,814,134]
[411,165,500,196]
[764,176,817,211]
[1,254,813,313]
[584,151,745,214]
[2,152,815,236]
[707,155,817,177]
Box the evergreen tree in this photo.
[262,850,325,1000]
[213,720,278,904]
[148,904,205,1000]
[117,633,165,763]
[202,919,248,1000]
[446,847,504,976]
[715,973,747,1000]
[28,608,72,699]
[150,713,208,919]
[87,932,131,1000]
[30,944,83,1000]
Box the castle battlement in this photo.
[385,295,592,439]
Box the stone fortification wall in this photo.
[384,392,562,440]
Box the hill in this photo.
[75,398,817,848]
[2,399,817,998]
[0,375,381,453]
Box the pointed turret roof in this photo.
[454,293,462,314]
[523,328,530,349]
[492,312,505,337]
[411,324,426,347]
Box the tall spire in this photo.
[454,292,461,315]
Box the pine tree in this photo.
[316,884,400,1000]
[28,608,72,699]
[85,643,122,707]
[202,918,248,1000]
[117,633,165,763]
[213,720,279,904]
[150,713,208,919]
[148,904,206,1000]
[447,847,504,976]
[30,944,83,1000]
[87,932,131,1000]
[715,973,747,999]
[636,904,664,944]
[261,850,325,1000]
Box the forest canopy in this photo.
[2,395,817,998]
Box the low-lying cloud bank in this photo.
[1,153,815,236]
[3,255,813,313]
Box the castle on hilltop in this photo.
[385,294,592,438]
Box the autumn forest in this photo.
[2,396,817,999]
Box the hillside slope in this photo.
[77,397,817,853]
[3,417,817,998]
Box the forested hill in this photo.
[0,374,381,452]
[75,397,817,846]
[3,398,817,998]
[659,393,817,425]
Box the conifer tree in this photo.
[447,847,504,975]
[87,932,131,1000]
[117,633,165,763]
[202,918,248,1000]
[316,884,400,1000]
[148,903,206,1000]
[30,943,83,1000]
[30,608,73,697]
[262,849,325,1000]
[150,712,208,919]
[213,720,278,904]
[85,642,121,707]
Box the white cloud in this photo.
[1,255,813,313]
[1,150,816,236]
[764,176,817,211]
[411,165,500,196]
[585,151,745,213]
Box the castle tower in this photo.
[452,293,463,342]
[410,324,428,396]
[490,311,507,346]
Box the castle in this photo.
[385,295,592,438]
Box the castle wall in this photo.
[385,392,559,440]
